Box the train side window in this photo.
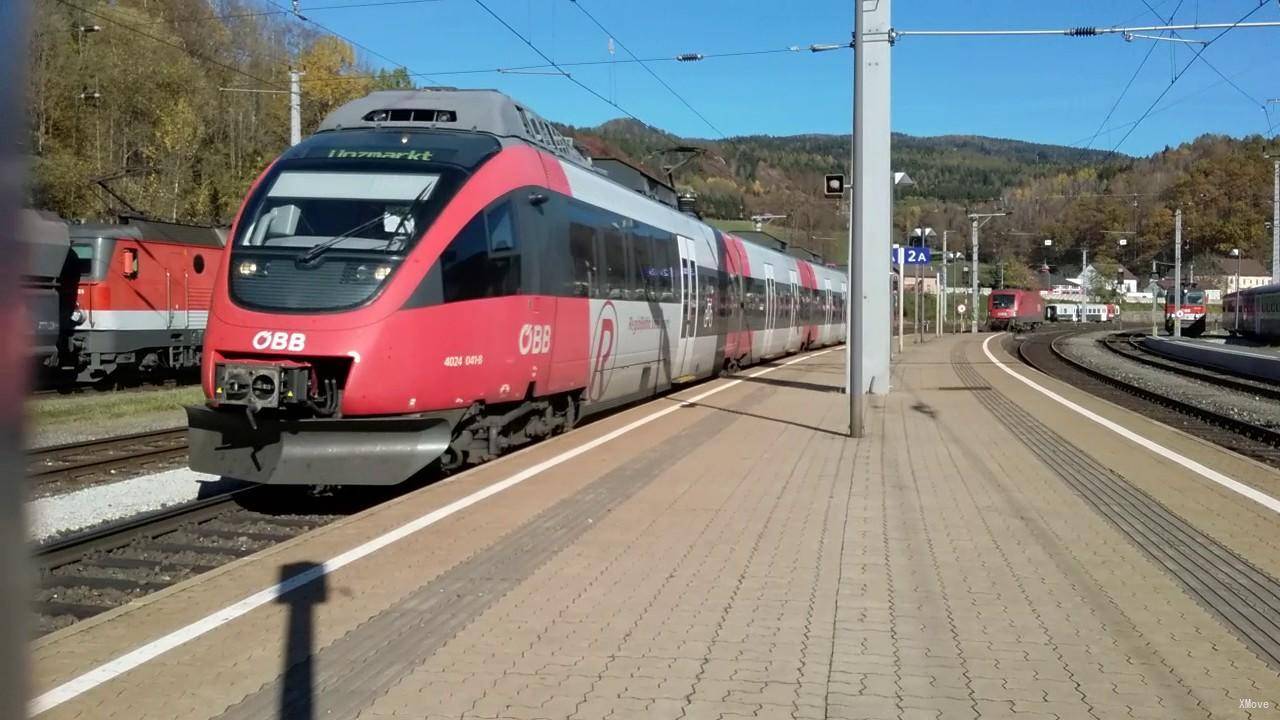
[438,214,488,303]
[484,201,521,296]
[602,225,627,300]
[632,230,656,301]
[567,212,596,298]
[652,232,675,301]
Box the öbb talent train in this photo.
[21,211,225,385]
[187,89,849,486]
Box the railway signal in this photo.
[824,174,845,198]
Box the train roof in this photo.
[69,216,225,247]
[317,88,592,168]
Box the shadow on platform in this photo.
[277,562,327,720]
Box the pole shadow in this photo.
[277,562,327,720]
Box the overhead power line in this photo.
[1105,2,1274,153]
[299,43,840,84]
[565,0,727,139]
[1136,0,1270,131]
[1079,0,1187,149]
[893,19,1280,39]
[265,0,444,86]
[469,0,647,124]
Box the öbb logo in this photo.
[252,330,306,352]
[518,324,552,355]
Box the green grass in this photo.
[27,386,204,431]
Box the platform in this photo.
[1139,335,1280,384]
[30,334,1280,720]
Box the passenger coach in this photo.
[188,89,848,486]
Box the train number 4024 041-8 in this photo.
[443,354,484,367]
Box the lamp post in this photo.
[1230,248,1241,330]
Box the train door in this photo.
[788,268,800,350]
[823,278,833,342]
[675,235,700,380]
[763,263,777,356]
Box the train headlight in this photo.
[354,264,371,281]
[373,265,392,281]
[70,307,86,326]
[237,260,258,276]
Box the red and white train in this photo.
[188,89,848,486]
[1164,284,1207,336]
[1223,283,1280,340]
[65,218,224,382]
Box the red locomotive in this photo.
[188,89,848,486]
[63,217,224,383]
[987,289,1044,332]
[1164,284,1206,336]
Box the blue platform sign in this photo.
[895,246,932,265]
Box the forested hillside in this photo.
[27,0,1277,277]
[29,0,408,224]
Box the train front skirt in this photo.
[186,406,456,485]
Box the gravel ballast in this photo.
[29,468,237,543]
[1056,331,1280,430]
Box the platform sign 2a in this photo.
[895,246,932,265]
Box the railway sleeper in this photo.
[34,600,113,621]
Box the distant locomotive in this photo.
[1223,283,1280,340]
[1164,285,1206,336]
[187,89,848,487]
[987,289,1043,332]
[20,213,226,386]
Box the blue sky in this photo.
[310,0,1280,156]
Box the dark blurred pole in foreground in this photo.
[0,0,33,715]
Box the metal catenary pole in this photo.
[849,0,892,437]
[289,69,303,146]
[970,218,979,333]
[1174,209,1183,338]
[941,230,948,333]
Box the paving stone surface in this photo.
[31,338,1280,720]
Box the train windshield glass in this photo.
[1184,289,1205,304]
[236,171,441,254]
[991,294,1016,309]
[70,243,94,275]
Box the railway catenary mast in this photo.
[187,89,847,486]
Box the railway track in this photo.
[33,486,381,637]
[28,428,190,497]
[1100,332,1280,401]
[1016,329,1280,469]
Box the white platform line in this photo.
[980,334,1280,515]
[29,348,834,716]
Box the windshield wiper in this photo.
[295,214,388,266]
[380,181,436,253]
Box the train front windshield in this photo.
[228,129,501,312]
[991,294,1016,309]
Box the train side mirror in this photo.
[120,247,139,278]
